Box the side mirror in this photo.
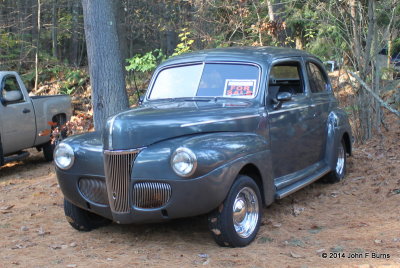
[276,92,292,102]
[138,95,144,105]
[3,91,23,103]
[273,92,292,110]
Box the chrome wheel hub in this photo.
[336,143,345,175]
[232,187,259,238]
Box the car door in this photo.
[266,58,316,178]
[0,75,36,155]
[305,60,332,164]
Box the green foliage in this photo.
[126,49,166,73]
[60,68,88,95]
[171,29,195,57]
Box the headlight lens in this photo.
[54,143,75,170]
[171,147,197,177]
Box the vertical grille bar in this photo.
[104,150,140,213]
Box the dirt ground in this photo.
[0,115,399,268]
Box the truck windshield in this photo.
[149,63,260,100]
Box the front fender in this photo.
[133,132,268,180]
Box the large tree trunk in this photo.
[112,0,129,73]
[81,0,129,130]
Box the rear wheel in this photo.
[208,175,262,247]
[0,136,4,166]
[325,139,347,183]
[42,115,67,161]
[42,141,54,161]
[64,199,111,231]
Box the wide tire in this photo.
[208,175,262,247]
[42,141,54,162]
[42,116,68,161]
[0,136,4,167]
[64,199,111,231]
[325,139,347,183]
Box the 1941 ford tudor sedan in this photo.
[54,47,352,247]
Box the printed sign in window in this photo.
[223,79,257,98]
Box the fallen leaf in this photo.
[49,244,62,250]
[0,205,14,210]
[290,251,303,258]
[38,227,50,236]
[292,205,304,217]
[38,129,52,137]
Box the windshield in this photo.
[149,63,260,100]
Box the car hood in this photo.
[103,100,261,150]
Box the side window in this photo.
[268,61,304,99]
[307,62,328,93]
[1,76,24,103]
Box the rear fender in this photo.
[325,110,352,170]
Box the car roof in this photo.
[160,46,316,67]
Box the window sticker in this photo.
[223,79,257,98]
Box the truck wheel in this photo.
[42,141,54,162]
[0,136,4,167]
[208,175,262,247]
[42,115,68,161]
[64,199,111,231]
[325,138,347,183]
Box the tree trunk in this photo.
[81,0,129,130]
[34,0,40,92]
[350,0,362,72]
[112,0,129,74]
[51,0,58,59]
[70,0,80,66]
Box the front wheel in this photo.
[64,199,111,231]
[208,175,262,247]
[325,139,347,183]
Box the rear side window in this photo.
[307,62,328,93]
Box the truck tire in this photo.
[208,175,262,247]
[0,135,4,167]
[42,115,67,161]
[64,199,111,231]
[42,141,54,162]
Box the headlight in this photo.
[171,147,197,177]
[54,143,75,170]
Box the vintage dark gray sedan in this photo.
[55,47,352,247]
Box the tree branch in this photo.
[348,71,400,118]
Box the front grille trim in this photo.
[132,182,172,209]
[104,149,142,213]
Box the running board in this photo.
[275,167,330,199]
[4,151,30,164]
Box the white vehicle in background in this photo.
[0,71,72,166]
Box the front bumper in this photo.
[56,163,237,224]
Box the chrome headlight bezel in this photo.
[54,143,75,170]
[170,147,197,177]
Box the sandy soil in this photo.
[0,115,399,268]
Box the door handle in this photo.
[23,108,31,114]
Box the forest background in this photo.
[0,0,399,142]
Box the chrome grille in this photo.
[78,177,108,205]
[104,149,140,213]
[133,182,172,209]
